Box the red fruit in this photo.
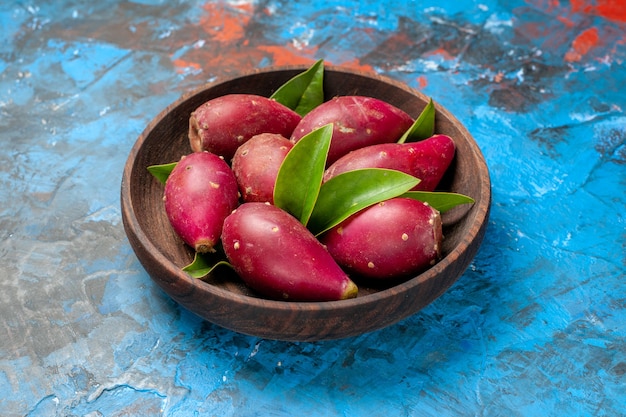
[320,198,442,280]
[231,133,293,204]
[164,152,239,253]
[290,96,414,166]
[188,94,301,161]
[324,134,456,191]
[222,203,358,301]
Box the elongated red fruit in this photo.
[290,96,414,166]
[320,198,442,280]
[324,134,456,191]
[231,133,293,204]
[189,94,301,161]
[222,202,358,301]
[164,151,239,253]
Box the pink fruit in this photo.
[188,94,302,161]
[231,133,293,204]
[324,134,456,191]
[290,96,414,166]
[320,198,442,280]
[164,151,239,253]
[222,202,358,301]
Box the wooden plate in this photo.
[121,66,491,341]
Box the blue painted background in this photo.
[1,0,624,416]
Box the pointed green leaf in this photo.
[398,98,435,143]
[147,162,177,185]
[401,191,475,213]
[183,251,233,279]
[273,124,333,225]
[270,59,325,116]
[308,168,420,236]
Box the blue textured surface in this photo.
[1,1,624,416]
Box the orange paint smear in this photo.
[199,2,253,43]
[548,0,561,10]
[570,0,592,14]
[256,45,318,67]
[177,1,379,74]
[416,76,428,89]
[255,45,375,72]
[173,58,202,73]
[334,58,375,73]
[573,27,600,55]
[565,26,600,62]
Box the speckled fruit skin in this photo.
[221,202,358,301]
[324,134,456,191]
[231,133,294,204]
[320,198,442,280]
[188,94,301,162]
[290,96,414,166]
[164,151,239,253]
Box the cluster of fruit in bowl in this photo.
[148,60,474,302]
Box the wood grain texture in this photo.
[121,66,491,341]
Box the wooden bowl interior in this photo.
[121,67,491,341]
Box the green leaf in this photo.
[183,251,233,279]
[147,162,177,185]
[273,124,333,225]
[401,191,475,213]
[308,168,420,236]
[398,98,435,144]
[270,59,325,116]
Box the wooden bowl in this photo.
[121,66,491,341]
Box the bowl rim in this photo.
[122,64,491,315]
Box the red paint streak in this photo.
[416,76,428,89]
[524,0,624,64]
[570,0,626,22]
[595,0,626,22]
[424,48,455,60]
[556,15,576,27]
[565,26,600,62]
